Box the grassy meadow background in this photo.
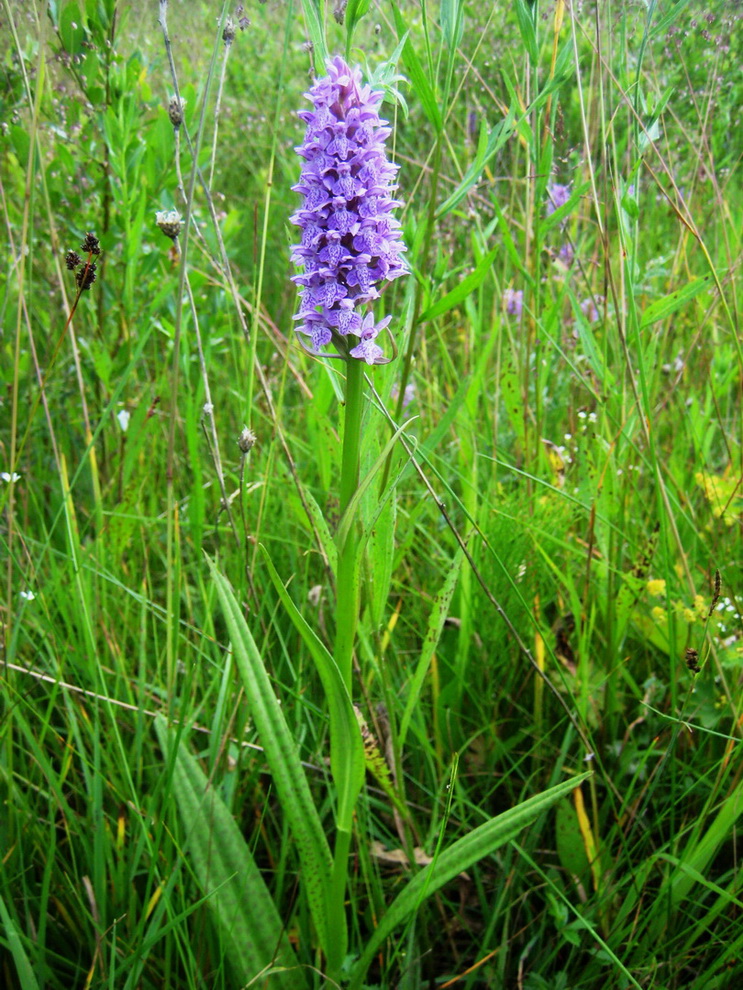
[1,0,742,987]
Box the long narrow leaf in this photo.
[418,248,498,324]
[349,772,592,988]
[260,545,365,834]
[391,1,443,133]
[206,558,334,954]
[639,272,717,329]
[153,716,305,990]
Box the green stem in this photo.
[327,358,365,973]
[327,827,352,974]
[335,357,364,692]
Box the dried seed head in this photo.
[333,1,348,25]
[80,232,100,255]
[156,209,183,240]
[237,427,257,453]
[223,17,236,44]
[168,95,186,127]
[75,261,97,290]
[65,250,82,270]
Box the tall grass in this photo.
[1,1,741,988]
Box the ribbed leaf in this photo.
[153,716,304,990]
[206,559,333,954]
[349,772,592,988]
[260,545,365,835]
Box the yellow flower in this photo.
[647,579,666,597]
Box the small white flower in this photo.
[203,402,214,416]
[19,590,35,601]
[1,471,21,483]
[117,409,131,432]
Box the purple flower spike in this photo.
[546,182,571,217]
[290,56,407,362]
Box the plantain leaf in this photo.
[206,558,333,956]
[153,716,305,990]
[348,772,592,988]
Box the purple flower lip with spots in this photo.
[290,56,407,365]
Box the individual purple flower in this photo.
[391,381,416,409]
[349,313,391,366]
[545,182,571,217]
[557,242,575,267]
[580,296,603,322]
[290,56,407,363]
[503,288,523,317]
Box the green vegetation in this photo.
[1,1,741,987]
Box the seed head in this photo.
[168,95,186,128]
[237,427,257,453]
[75,262,97,290]
[80,232,100,255]
[156,209,184,240]
[65,250,82,270]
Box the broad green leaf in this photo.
[259,546,365,834]
[649,0,694,39]
[367,489,396,630]
[348,772,592,988]
[440,0,464,51]
[398,549,464,748]
[500,361,526,447]
[418,248,498,324]
[59,1,85,54]
[556,799,592,889]
[513,0,538,65]
[206,559,333,954]
[346,0,371,38]
[299,0,329,68]
[153,717,304,990]
[639,273,716,329]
